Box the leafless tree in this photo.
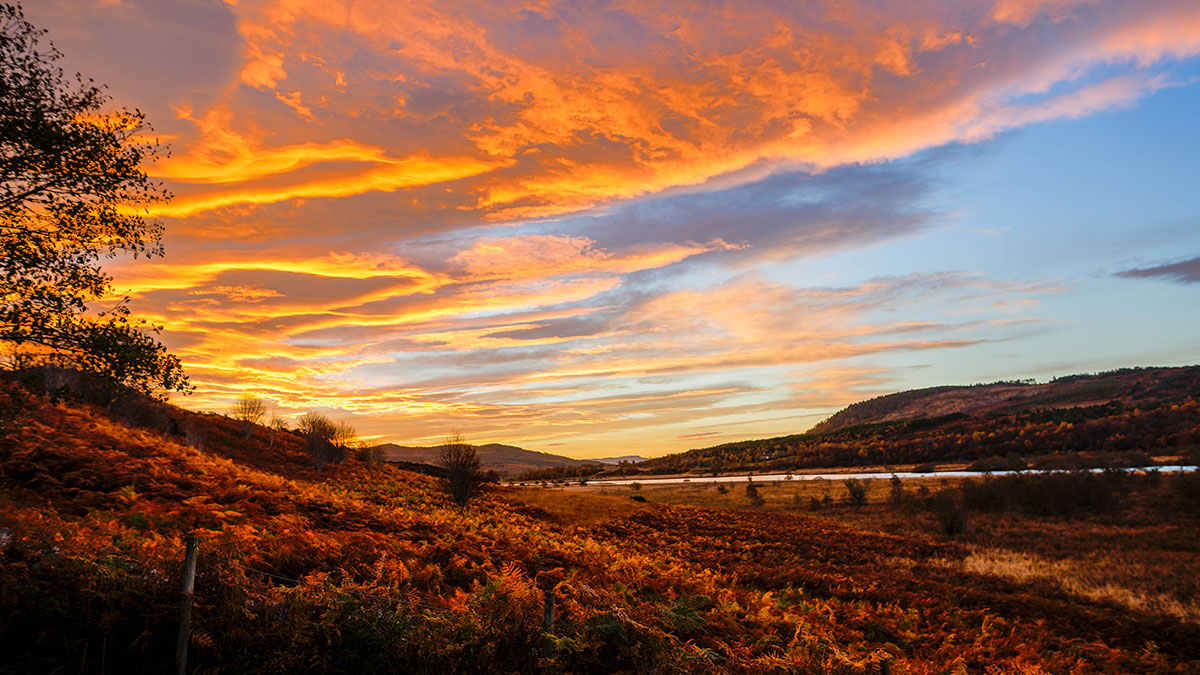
[231,394,266,438]
[267,414,289,447]
[358,444,385,469]
[183,418,205,451]
[439,433,484,507]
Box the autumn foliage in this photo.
[637,395,1200,476]
[1,380,1198,672]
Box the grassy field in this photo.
[522,471,1200,626]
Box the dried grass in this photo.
[951,547,1200,624]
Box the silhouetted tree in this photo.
[231,394,265,438]
[296,411,352,468]
[267,414,288,447]
[0,3,187,399]
[439,433,483,507]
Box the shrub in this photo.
[358,444,384,469]
[889,475,904,506]
[295,412,350,468]
[959,471,1124,517]
[844,479,867,508]
[660,595,711,637]
[925,489,967,536]
[745,482,765,507]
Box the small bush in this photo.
[925,489,967,536]
[357,444,384,469]
[745,483,765,507]
[889,475,904,506]
[844,479,867,508]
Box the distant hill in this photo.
[586,454,648,464]
[375,442,598,476]
[810,366,1200,433]
[630,365,1200,475]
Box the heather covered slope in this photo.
[2,382,1198,672]
[811,366,1200,434]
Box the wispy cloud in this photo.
[1116,255,1200,284]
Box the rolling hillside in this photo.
[375,442,601,476]
[632,366,1200,476]
[810,366,1200,433]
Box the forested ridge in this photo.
[630,366,1200,476]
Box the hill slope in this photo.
[376,442,599,476]
[633,366,1200,475]
[811,366,1200,433]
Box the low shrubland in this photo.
[3,381,1199,672]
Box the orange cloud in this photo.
[208,0,1199,221]
[123,106,504,217]
[449,235,731,280]
[91,0,1198,224]
[154,107,390,184]
[990,0,1099,26]
[136,155,499,217]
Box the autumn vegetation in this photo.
[2,372,1199,673]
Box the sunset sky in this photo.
[29,0,1200,457]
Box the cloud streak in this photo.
[1116,255,1200,284]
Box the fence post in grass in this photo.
[879,658,891,675]
[542,587,555,658]
[176,535,198,675]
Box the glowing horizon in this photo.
[29,0,1200,458]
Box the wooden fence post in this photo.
[175,535,198,675]
[542,587,555,658]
